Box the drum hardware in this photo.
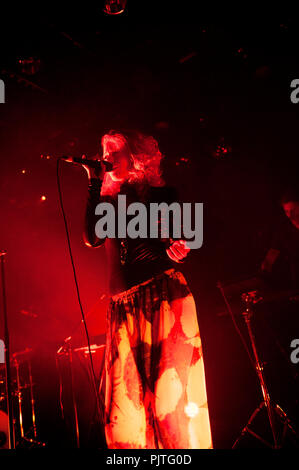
[0,410,9,449]
[73,344,105,354]
[11,352,45,448]
[217,277,299,384]
[0,374,5,403]
[28,359,37,440]
[14,358,24,439]
[228,288,299,448]
[56,337,106,448]
[56,337,80,448]
[216,275,299,316]
[0,250,15,449]
[0,348,45,448]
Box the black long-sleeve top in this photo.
[84,178,178,295]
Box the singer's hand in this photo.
[166,239,190,263]
[81,155,106,180]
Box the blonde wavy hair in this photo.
[101,129,165,189]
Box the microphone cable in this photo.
[56,157,105,440]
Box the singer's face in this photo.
[103,141,131,180]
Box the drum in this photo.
[0,410,9,449]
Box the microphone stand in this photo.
[0,251,15,449]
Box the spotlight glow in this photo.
[184,402,199,418]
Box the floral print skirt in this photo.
[102,268,213,449]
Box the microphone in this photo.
[61,155,113,172]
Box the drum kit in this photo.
[217,276,299,448]
[0,348,45,449]
[0,249,108,449]
[56,338,106,448]
[0,339,106,449]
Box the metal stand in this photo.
[57,337,80,448]
[28,359,38,440]
[0,251,15,449]
[15,359,24,440]
[233,291,299,448]
[68,341,80,448]
[12,352,45,448]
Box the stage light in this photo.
[40,195,47,202]
[212,137,232,160]
[103,0,127,15]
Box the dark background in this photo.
[0,3,299,448]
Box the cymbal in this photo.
[217,275,299,316]
[73,344,105,353]
[258,289,299,304]
[217,276,267,298]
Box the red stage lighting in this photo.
[103,0,127,15]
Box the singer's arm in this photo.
[83,178,106,248]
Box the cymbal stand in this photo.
[68,341,80,448]
[14,358,24,440]
[28,358,37,440]
[13,355,45,447]
[233,291,299,448]
[56,337,80,448]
